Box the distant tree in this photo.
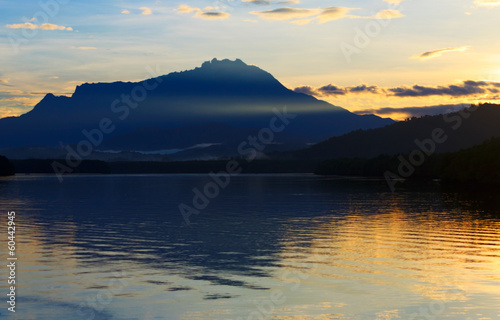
[0,155,15,176]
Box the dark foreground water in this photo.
[0,174,499,320]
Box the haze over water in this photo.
[1,174,499,320]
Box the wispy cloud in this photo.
[383,0,404,4]
[294,80,500,98]
[374,9,405,19]
[251,6,404,24]
[317,7,352,23]
[388,80,498,97]
[474,0,500,7]
[6,22,73,31]
[197,12,230,19]
[412,46,469,60]
[0,97,40,105]
[0,107,33,119]
[243,0,271,4]
[177,5,200,13]
[250,7,320,20]
[242,0,300,4]
[176,5,230,20]
[203,6,225,11]
[0,91,43,119]
[295,83,381,96]
[121,9,130,14]
[291,18,314,25]
[70,46,97,50]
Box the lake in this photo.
[0,174,499,320]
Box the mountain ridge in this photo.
[284,103,500,160]
[0,58,394,157]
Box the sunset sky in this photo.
[1,0,499,120]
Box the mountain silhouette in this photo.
[289,103,500,160]
[0,59,394,155]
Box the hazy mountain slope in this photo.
[0,58,394,150]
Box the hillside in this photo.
[315,136,500,186]
[291,104,500,160]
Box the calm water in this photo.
[0,174,499,320]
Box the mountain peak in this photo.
[200,58,248,70]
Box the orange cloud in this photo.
[412,46,469,60]
[176,5,230,20]
[5,22,73,31]
[250,7,320,20]
[140,7,152,15]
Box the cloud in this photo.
[318,84,346,96]
[375,9,405,19]
[251,6,402,24]
[196,12,231,19]
[0,97,40,105]
[348,84,380,94]
[295,83,381,96]
[203,6,225,11]
[0,106,33,119]
[243,0,271,4]
[5,22,38,29]
[6,22,73,31]
[70,46,97,50]
[291,18,313,25]
[474,0,500,6]
[318,7,352,23]
[177,5,200,13]
[0,91,43,119]
[412,46,469,60]
[294,86,318,96]
[294,80,500,99]
[388,81,495,97]
[121,9,130,14]
[242,0,300,4]
[250,7,320,20]
[383,0,404,4]
[354,104,470,118]
[176,5,230,19]
[140,7,152,15]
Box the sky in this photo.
[1,0,500,120]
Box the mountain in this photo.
[0,58,394,158]
[98,122,314,160]
[289,103,500,160]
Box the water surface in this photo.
[0,174,499,319]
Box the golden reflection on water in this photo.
[276,206,500,319]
